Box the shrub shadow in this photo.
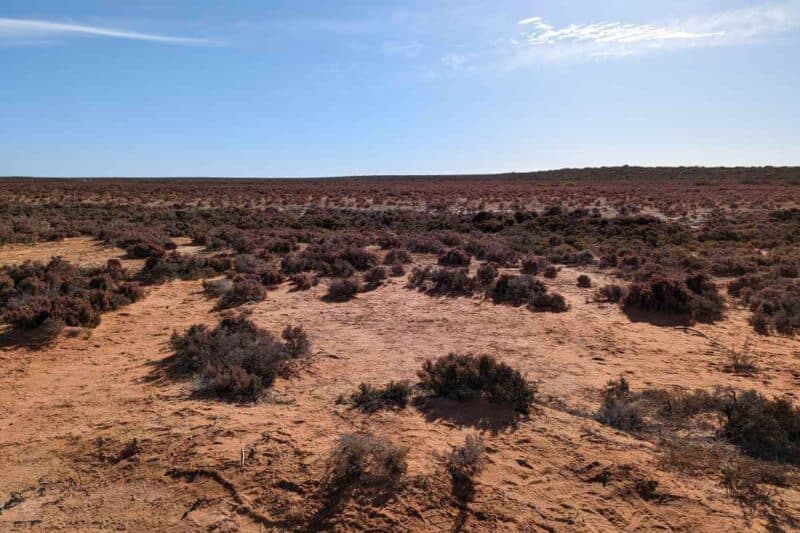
[0,324,62,350]
[413,396,522,434]
[621,306,692,327]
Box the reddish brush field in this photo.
[1,168,800,531]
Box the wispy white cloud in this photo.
[517,18,722,46]
[508,1,800,64]
[0,18,215,46]
[381,40,423,59]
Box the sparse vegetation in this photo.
[596,377,645,431]
[4,171,800,529]
[445,434,486,501]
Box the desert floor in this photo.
[1,237,798,531]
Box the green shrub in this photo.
[418,353,535,413]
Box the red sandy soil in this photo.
[1,241,798,531]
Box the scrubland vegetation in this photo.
[2,168,800,531]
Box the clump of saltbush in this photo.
[596,378,800,463]
[476,262,499,286]
[720,390,800,463]
[290,272,317,291]
[1,257,145,332]
[530,291,568,313]
[623,272,724,323]
[282,324,311,358]
[169,316,311,401]
[408,266,478,295]
[323,432,408,492]
[363,266,387,287]
[259,265,285,286]
[126,240,166,259]
[389,263,406,277]
[437,248,471,268]
[215,274,266,309]
[137,252,230,284]
[597,284,628,303]
[349,381,412,412]
[417,353,536,414]
[326,277,359,301]
[577,274,592,288]
[490,274,545,306]
[596,377,645,431]
[445,434,486,501]
[383,249,413,265]
[520,255,540,275]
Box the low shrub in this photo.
[530,292,568,312]
[744,283,800,335]
[363,266,387,286]
[170,316,309,401]
[418,353,536,413]
[323,432,408,491]
[349,381,412,412]
[476,262,499,286]
[482,243,519,267]
[138,252,229,284]
[596,377,645,431]
[597,284,628,303]
[543,265,558,279]
[490,274,545,306]
[624,273,724,322]
[720,390,800,463]
[282,324,311,358]
[389,263,406,277]
[383,248,413,265]
[259,265,285,286]
[1,257,144,331]
[625,275,691,314]
[408,266,478,295]
[445,434,486,501]
[437,248,471,268]
[215,275,266,309]
[290,272,317,290]
[577,274,592,288]
[327,277,359,301]
[126,241,166,259]
[202,277,232,297]
[339,247,380,271]
[406,236,445,255]
[520,255,540,275]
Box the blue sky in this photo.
[1,1,798,177]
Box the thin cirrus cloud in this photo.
[0,17,215,46]
[508,1,800,63]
